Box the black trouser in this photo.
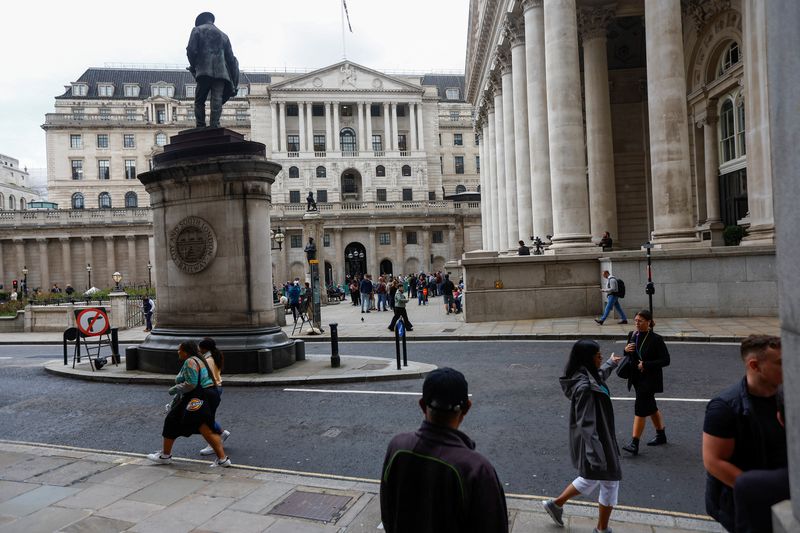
[194,77,225,127]
[734,468,789,533]
[389,307,412,330]
[289,303,301,321]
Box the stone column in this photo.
[126,235,137,283]
[524,0,554,240]
[395,226,405,272]
[14,238,25,276]
[492,82,509,250]
[644,0,697,245]
[368,226,378,275]
[82,236,93,289]
[499,49,520,249]
[508,20,534,243]
[382,103,391,151]
[477,122,489,249]
[333,227,344,283]
[421,225,431,272]
[60,238,72,288]
[448,225,457,261]
[544,0,593,249]
[298,102,307,153]
[741,0,775,245]
[700,112,722,224]
[278,102,287,152]
[105,236,116,284]
[307,101,315,151]
[333,103,340,151]
[324,101,333,152]
[580,7,618,240]
[37,238,49,290]
[270,102,279,153]
[481,119,494,251]
[391,104,400,152]
[365,102,374,153]
[416,102,425,150]
[0,241,4,288]
[486,102,501,251]
[357,101,366,152]
[409,103,418,151]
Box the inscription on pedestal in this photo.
[168,216,217,274]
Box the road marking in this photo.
[283,388,473,397]
[0,357,12,360]
[612,397,709,403]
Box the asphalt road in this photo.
[0,340,744,515]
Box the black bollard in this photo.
[402,323,408,367]
[329,323,340,368]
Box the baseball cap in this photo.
[422,367,469,412]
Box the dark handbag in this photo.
[616,332,639,380]
[177,356,215,431]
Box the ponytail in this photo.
[199,337,224,372]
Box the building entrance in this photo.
[345,242,367,279]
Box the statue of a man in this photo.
[306,191,318,211]
[304,237,317,262]
[186,12,240,128]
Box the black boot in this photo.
[622,437,639,455]
[647,429,667,446]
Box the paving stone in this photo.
[94,499,164,523]
[0,456,72,482]
[0,506,90,533]
[228,482,294,514]
[59,514,136,533]
[130,494,235,532]
[81,464,138,484]
[197,478,263,499]
[0,480,38,503]
[672,517,723,532]
[511,509,558,532]
[0,452,30,470]
[0,485,79,517]
[262,517,340,532]
[127,475,208,506]
[333,492,373,527]
[93,464,174,489]
[197,509,277,533]
[340,495,383,532]
[56,482,139,510]
[28,460,114,487]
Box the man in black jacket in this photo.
[380,368,508,533]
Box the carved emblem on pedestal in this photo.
[168,216,217,274]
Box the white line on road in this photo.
[0,357,11,360]
[612,397,709,403]
[283,388,473,397]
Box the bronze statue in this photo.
[306,191,318,211]
[186,12,239,128]
[304,237,317,262]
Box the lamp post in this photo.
[643,242,655,316]
[86,263,92,291]
[270,226,285,251]
[22,265,28,298]
[147,261,152,289]
[112,271,123,291]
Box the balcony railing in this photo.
[0,208,153,227]
[272,200,480,218]
[44,113,249,127]
[399,151,410,157]
[341,150,359,157]
[373,150,385,157]
[287,151,299,158]
[314,151,326,157]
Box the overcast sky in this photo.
[1,0,468,174]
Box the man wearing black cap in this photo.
[380,367,508,533]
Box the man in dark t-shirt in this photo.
[702,335,785,532]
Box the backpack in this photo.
[611,276,626,298]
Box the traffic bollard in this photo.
[329,323,340,368]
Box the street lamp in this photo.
[270,226,285,251]
[86,263,92,290]
[21,265,28,298]
[112,271,123,291]
[147,261,152,289]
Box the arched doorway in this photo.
[344,242,367,278]
[380,259,393,276]
[341,168,363,202]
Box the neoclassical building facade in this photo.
[467,0,774,252]
[0,154,42,211]
[0,62,480,291]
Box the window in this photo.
[72,107,85,120]
[124,84,140,97]
[379,232,391,245]
[372,135,383,151]
[428,191,436,200]
[290,234,303,248]
[70,134,82,149]
[432,230,444,243]
[438,133,442,146]
[313,135,326,152]
[125,191,138,208]
[20,198,27,210]
[719,100,736,163]
[312,104,325,117]
[454,133,463,146]
[125,160,137,179]
[316,166,327,178]
[71,84,88,96]
[397,134,407,151]
[343,174,357,194]
[323,233,331,247]
[126,108,138,121]
[377,188,387,202]
[475,133,480,146]
[236,86,248,98]
[406,231,418,244]
[286,104,298,117]
[476,155,480,173]
[289,190,301,203]
[440,156,444,174]
[340,128,356,152]
[450,111,459,122]
[98,84,114,97]
[99,107,111,120]
[718,42,741,76]
[455,184,467,194]
[124,134,135,148]
[317,189,328,203]
[737,100,746,156]
[8,196,15,210]
[97,134,109,149]
[340,104,353,117]
[402,165,411,177]
[370,104,382,117]
[156,108,166,124]
[98,192,112,209]
[71,192,84,209]
[98,160,110,180]
[455,156,464,174]
[236,108,248,122]
[397,104,406,117]
[402,188,413,201]
[376,165,386,177]
[287,134,300,152]
[445,88,460,100]
[151,85,174,98]
[289,166,299,179]
[71,160,83,180]
[185,85,196,98]
[155,133,167,146]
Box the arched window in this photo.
[20,198,27,210]
[99,192,112,209]
[455,184,467,194]
[155,132,167,146]
[401,165,411,177]
[125,191,138,208]
[340,128,356,153]
[0,193,4,209]
[737,99,746,156]
[316,166,327,178]
[718,42,741,77]
[376,165,385,177]
[289,166,299,179]
[71,192,84,209]
[719,100,736,163]
[8,195,15,210]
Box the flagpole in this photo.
[341,0,347,59]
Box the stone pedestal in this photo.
[129,128,302,374]
[109,291,127,330]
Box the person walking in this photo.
[595,271,627,325]
[142,295,154,332]
[360,274,373,313]
[388,285,413,332]
[441,274,456,314]
[148,341,231,468]
[197,338,231,456]
[619,309,670,456]
[544,340,622,533]
[388,279,398,310]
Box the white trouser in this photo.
[572,477,620,507]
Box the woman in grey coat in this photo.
[544,340,622,533]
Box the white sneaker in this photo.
[210,456,232,468]
[147,452,172,465]
[200,429,230,456]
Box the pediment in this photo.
[270,61,422,93]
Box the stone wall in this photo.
[0,311,24,332]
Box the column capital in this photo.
[494,47,513,75]
[332,226,343,233]
[81,236,93,242]
[104,235,115,242]
[125,234,137,241]
[521,0,543,12]
[395,225,404,232]
[682,0,731,32]
[59,237,71,243]
[503,17,525,48]
[36,238,48,245]
[12,238,24,244]
[578,6,615,42]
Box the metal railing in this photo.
[126,296,156,329]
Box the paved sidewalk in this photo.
[0,441,721,532]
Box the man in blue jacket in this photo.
[287,280,302,323]
[359,274,373,314]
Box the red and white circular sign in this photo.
[75,308,110,337]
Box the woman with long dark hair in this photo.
[544,340,621,533]
[148,341,231,467]
[620,309,670,456]
[197,337,231,456]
